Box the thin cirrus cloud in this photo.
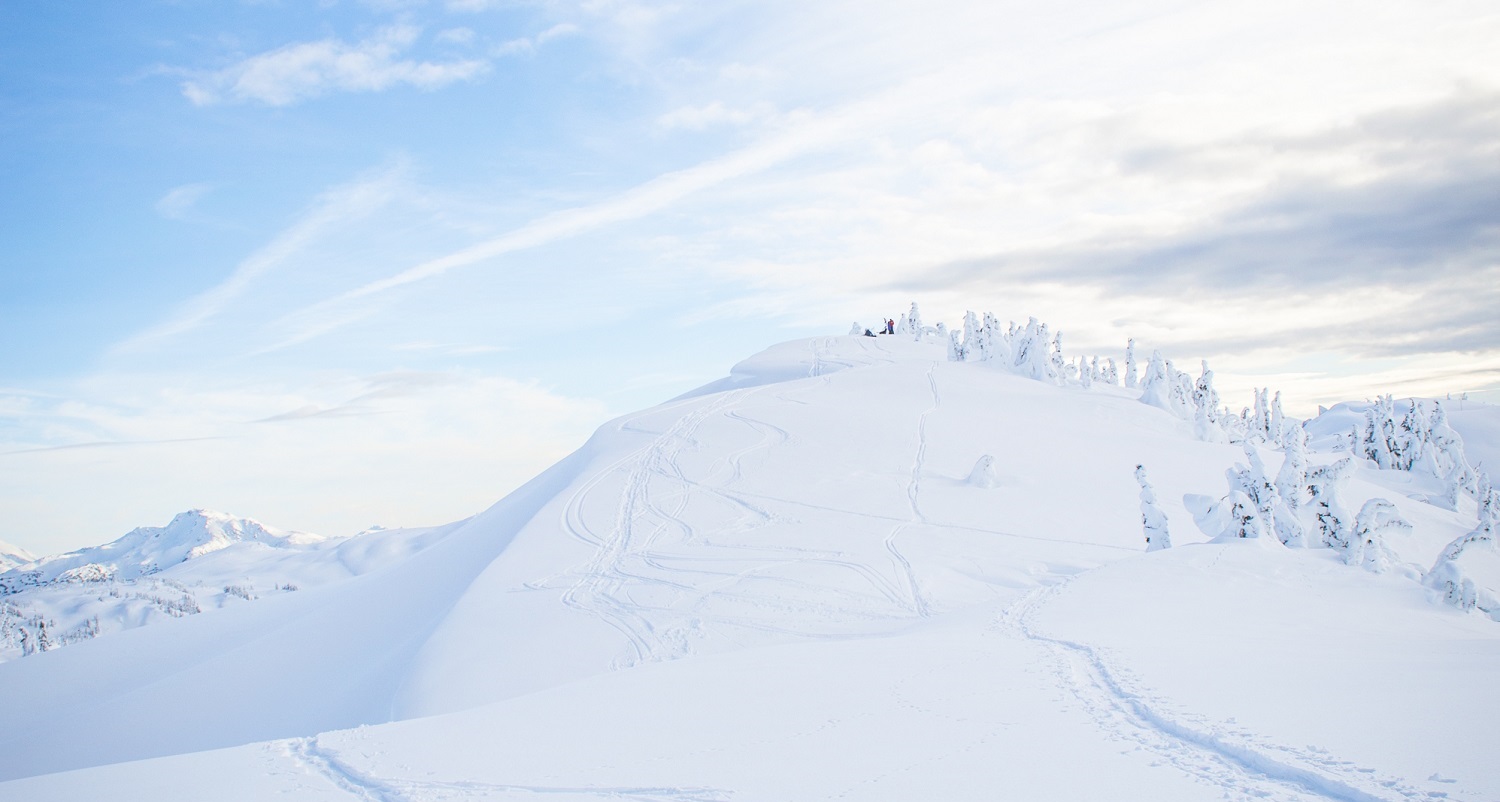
[181,25,488,106]
[113,163,407,354]
[492,23,579,57]
[154,183,214,220]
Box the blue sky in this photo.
[3,0,1498,554]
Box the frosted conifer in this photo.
[1275,427,1309,512]
[1348,499,1409,572]
[1136,466,1171,551]
[1124,339,1138,388]
[1424,522,1500,618]
[1307,458,1354,550]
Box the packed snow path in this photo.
[2,335,1496,800]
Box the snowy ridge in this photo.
[1,326,1497,800]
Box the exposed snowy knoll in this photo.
[3,330,1498,800]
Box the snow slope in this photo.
[3,333,1497,800]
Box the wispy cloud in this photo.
[154,183,214,220]
[182,25,488,106]
[657,101,772,131]
[258,116,855,348]
[493,23,579,56]
[114,163,407,353]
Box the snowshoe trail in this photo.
[289,736,732,801]
[1004,585,1432,802]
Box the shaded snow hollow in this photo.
[2,334,1497,801]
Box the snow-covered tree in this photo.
[1347,499,1409,572]
[849,322,864,336]
[1136,465,1171,551]
[1269,392,1285,447]
[1013,318,1057,383]
[947,331,964,362]
[1226,489,1266,540]
[1306,458,1354,550]
[907,303,924,341]
[969,455,1000,488]
[1237,445,1298,545]
[1124,339,1138,388]
[1103,358,1119,386]
[1275,426,1309,514]
[1423,521,1500,619]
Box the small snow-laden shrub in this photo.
[223,584,255,601]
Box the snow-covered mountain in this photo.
[0,509,464,661]
[0,539,33,573]
[2,326,1497,801]
[2,508,324,588]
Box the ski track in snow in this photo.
[1003,585,1435,802]
[289,736,732,801]
[883,363,940,618]
[560,390,753,667]
[554,356,955,667]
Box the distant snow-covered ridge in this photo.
[0,509,462,661]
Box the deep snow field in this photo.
[1,330,1497,801]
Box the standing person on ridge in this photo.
[885,318,895,334]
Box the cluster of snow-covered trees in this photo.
[0,602,100,658]
[936,308,1299,447]
[1345,395,1476,512]
[1177,412,1498,620]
